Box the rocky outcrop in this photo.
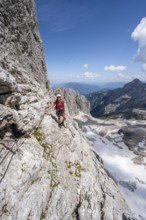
[90,79,146,119]
[132,109,146,120]
[0,0,52,138]
[0,0,135,219]
[0,112,134,220]
[55,87,90,116]
[0,0,48,87]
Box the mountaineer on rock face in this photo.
[46,94,67,127]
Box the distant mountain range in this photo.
[52,81,126,95]
[87,79,146,119]
[52,82,100,94]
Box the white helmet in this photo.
[56,94,61,97]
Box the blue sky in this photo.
[35,0,146,84]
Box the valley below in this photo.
[75,113,146,220]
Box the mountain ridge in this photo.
[90,78,146,119]
[52,81,126,95]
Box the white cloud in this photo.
[83,72,93,78]
[117,73,125,78]
[104,65,126,72]
[131,17,146,46]
[83,64,88,68]
[131,17,146,67]
[83,72,100,79]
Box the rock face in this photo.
[55,87,90,116]
[0,0,48,86]
[90,79,146,119]
[0,0,135,219]
[0,113,134,220]
[0,0,51,138]
[132,109,146,120]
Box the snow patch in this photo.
[84,125,146,220]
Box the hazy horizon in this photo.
[50,77,146,85]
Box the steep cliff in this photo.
[0,0,51,138]
[0,0,48,86]
[0,0,135,220]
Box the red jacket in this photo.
[54,100,64,111]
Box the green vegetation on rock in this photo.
[2,204,9,215]
[34,127,43,144]
[34,127,59,189]
[65,161,84,178]
[40,211,46,220]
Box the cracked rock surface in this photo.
[0,113,134,220]
[0,0,135,219]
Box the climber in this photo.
[45,94,67,127]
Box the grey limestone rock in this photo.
[0,0,48,87]
[132,108,146,120]
[119,181,137,192]
[55,87,90,116]
[0,114,134,220]
[0,0,52,138]
[0,67,17,94]
[0,0,135,219]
